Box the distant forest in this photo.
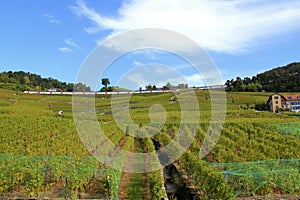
[225,62,300,92]
[1,62,300,92]
[0,71,91,92]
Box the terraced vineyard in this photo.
[0,88,299,199]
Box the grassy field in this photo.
[0,88,299,199]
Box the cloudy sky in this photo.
[1,0,300,89]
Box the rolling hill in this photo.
[225,62,300,92]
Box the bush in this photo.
[255,103,267,111]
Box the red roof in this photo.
[283,94,300,101]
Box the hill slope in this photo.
[0,71,91,92]
[225,62,300,92]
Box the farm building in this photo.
[267,93,300,112]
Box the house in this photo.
[267,93,300,113]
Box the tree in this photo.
[177,83,187,89]
[234,77,244,91]
[66,83,74,92]
[145,85,152,91]
[100,86,113,92]
[74,82,91,92]
[102,78,110,88]
[166,82,172,89]
[0,74,9,82]
[163,85,169,90]
[243,77,251,85]
[22,76,30,85]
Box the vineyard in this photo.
[0,88,300,199]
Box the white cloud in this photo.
[118,64,186,89]
[130,49,161,60]
[71,0,300,54]
[58,47,72,53]
[183,74,205,87]
[173,63,194,71]
[85,26,101,34]
[65,38,79,48]
[44,14,61,24]
[58,38,79,54]
[133,61,143,66]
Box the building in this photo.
[267,93,300,113]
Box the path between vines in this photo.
[141,140,151,200]
[118,139,152,200]
[118,139,136,200]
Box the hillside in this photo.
[225,62,300,92]
[0,89,299,199]
[0,71,91,92]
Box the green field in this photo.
[0,88,299,199]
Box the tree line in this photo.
[0,71,188,93]
[143,82,188,91]
[5,61,298,93]
[225,62,300,92]
[100,79,189,92]
[0,71,91,92]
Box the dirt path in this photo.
[141,140,151,200]
[195,134,214,162]
[173,162,202,198]
[118,139,136,200]
[90,130,118,156]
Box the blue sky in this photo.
[1,0,300,89]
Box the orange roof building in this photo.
[267,93,300,112]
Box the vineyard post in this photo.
[126,126,129,135]
[106,174,111,200]
[48,102,52,111]
[248,132,251,140]
[43,149,51,195]
[22,131,27,155]
[65,177,70,198]
[63,152,73,199]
